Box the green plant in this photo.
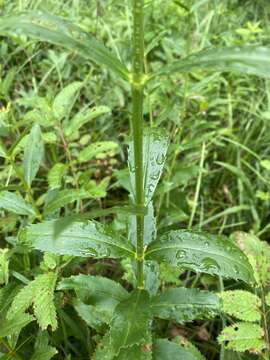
[0,1,270,359]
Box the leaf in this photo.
[129,201,156,246]
[117,342,152,360]
[220,290,261,322]
[30,331,58,360]
[26,220,135,258]
[153,339,200,360]
[218,323,265,353]
[48,163,67,189]
[260,159,270,171]
[64,106,110,138]
[0,12,129,81]
[58,274,128,312]
[23,123,44,186]
[44,189,94,214]
[73,299,109,330]
[0,140,6,158]
[0,249,9,285]
[172,336,206,360]
[233,232,270,286]
[53,81,82,119]
[145,230,254,283]
[128,128,169,204]
[109,290,151,355]
[0,191,36,216]
[93,332,115,360]
[78,141,119,163]
[265,293,270,309]
[151,287,220,323]
[7,272,58,331]
[154,46,270,78]
[0,313,34,337]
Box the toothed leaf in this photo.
[220,290,261,322]
[7,272,58,330]
[26,220,135,258]
[110,290,151,355]
[151,287,220,323]
[145,230,254,283]
[218,323,265,353]
[128,128,168,205]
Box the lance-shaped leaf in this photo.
[218,323,265,353]
[58,274,128,315]
[0,12,129,81]
[145,230,254,283]
[172,336,206,360]
[0,191,36,216]
[153,339,200,360]
[64,106,110,138]
[151,287,220,323]
[53,81,83,119]
[109,290,151,355]
[128,128,168,204]
[129,201,156,246]
[23,123,44,186]
[26,220,135,258]
[154,46,270,78]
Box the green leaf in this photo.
[0,140,6,158]
[117,342,152,360]
[0,249,9,285]
[72,299,109,330]
[78,141,119,163]
[47,163,67,189]
[64,106,110,138]
[110,290,151,355]
[260,159,270,171]
[172,336,206,360]
[58,274,128,313]
[26,220,135,258]
[233,232,270,286]
[0,191,36,215]
[7,272,58,331]
[218,323,265,353]
[145,230,254,283]
[53,81,82,119]
[128,128,168,204]
[0,12,129,81]
[266,292,270,307]
[220,290,261,322]
[151,287,220,323]
[93,332,114,360]
[129,201,156,246]
[30,331,58,360]
[44,189,94,214]
[0,313,34,337]
[153,339,200,360]
[23,123,44,186]
[154,46,270,78]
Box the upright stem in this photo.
[132,0,145,289]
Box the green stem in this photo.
[132,0,145,289]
